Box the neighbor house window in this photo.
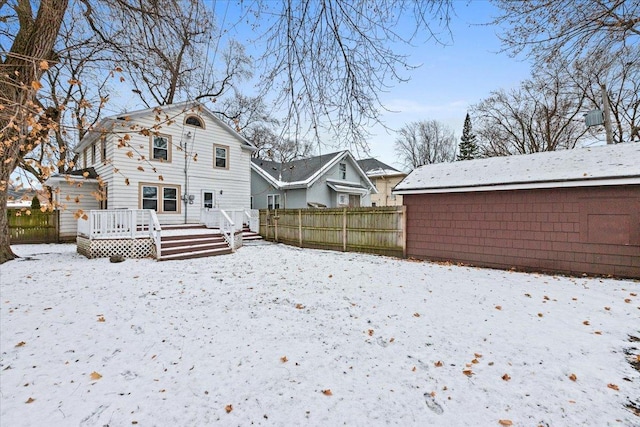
[214,144,228,169]
[339,163,346,179]
[185,115,204,128]
[151,135,171,162]
[267,194,280,210]
[140,183,180,213]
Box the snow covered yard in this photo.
[1,242,638,427]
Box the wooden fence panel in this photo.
[7,209,59,244]
[259,206,405,257]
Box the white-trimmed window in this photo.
[91,143,96,165]
[151,135,171,162]
[141,184,180,213]
[203,191,214,209]
[267,194,280,210]
[185,115,204,128]
[214,144,228,169]
[100,136,107,163]
[339,162,346,179]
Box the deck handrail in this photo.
[149,210,162,259]
[244,209,259,232]
[218,209,236,250]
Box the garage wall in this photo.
[404,185,640,278]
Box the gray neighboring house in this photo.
[251,150,377,209]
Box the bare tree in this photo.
[1,0,68,263]
[394,120,456,169]
[472,60,590,157]
[245,125,315,163]
[570,46,640,143]
[492,0,640,65]
[253,0,453,149]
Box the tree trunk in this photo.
[0,0,68,264]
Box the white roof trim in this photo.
[394,177,640,195]
[327,182,370,196]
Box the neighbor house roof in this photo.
[394,143,640,194]
[45,167,100,185]
[251,150,376,192]
[357,158,405,177]
[74,101,256,153]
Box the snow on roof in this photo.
[356,158,405,177]
[394,143,640,194]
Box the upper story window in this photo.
[185,115,204,128]
[214,144,228,169]
[151,134,171,162]
[339,162,346,179]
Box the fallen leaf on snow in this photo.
[498,420,513,426]
[280,356,288,363]
[502,374,511,381]
[594,331,602,335]
[582,320,590,326]
[413,313,420,317]
[607,383,619,391]
[538,313,544,317]
[412,366,417,372]
[295,304,305,309]
[97,316,105,322]
[462,368,473,377]
[25,397,35,403]
[225,404,233,413]
[471,359,479,364]
[90,371,102,380]
[569,373,577,381]
[474,353,483,358]
[321,389,332,396]
[434,361,443,367]
[604,306,611,311]
[624,299,631,303]
[15,341,26,348]
[368,329,374,336]
[495,305,502,310]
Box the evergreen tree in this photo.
[457,113,479,160]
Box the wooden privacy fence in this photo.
[7,209,59,244]
[259,206,406,258]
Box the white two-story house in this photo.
[46,101,257,257]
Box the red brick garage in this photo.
[394,144,640,278]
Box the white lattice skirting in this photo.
[77,236,156,259]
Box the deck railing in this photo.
[200,208,240,249]
[78,209,158,240]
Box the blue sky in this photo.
[212,1,533,169]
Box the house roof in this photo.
[357,158,405,177]
[45,167,100,185]
[394,143,640,194]
[251,150,376,192]
[74,101,257,153]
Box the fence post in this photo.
[342,208,347,252]
[274,210,278,242]
[298,209,302,247]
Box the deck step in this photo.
[158,226,231,260]
[158,247,232,261]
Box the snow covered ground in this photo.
[1,242,638,426]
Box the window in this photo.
[142,186,158,210]
[83,148,88,168]
[267,194,280,210]
[185,115,204,128]
[203,191,214,208]
[151,135,171,162]
[91,143,96,165]
[214,144,228,169]
[163,187,178,212]
[100,136,107,163]
[339,163,346,179]
[140,184,180,213]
